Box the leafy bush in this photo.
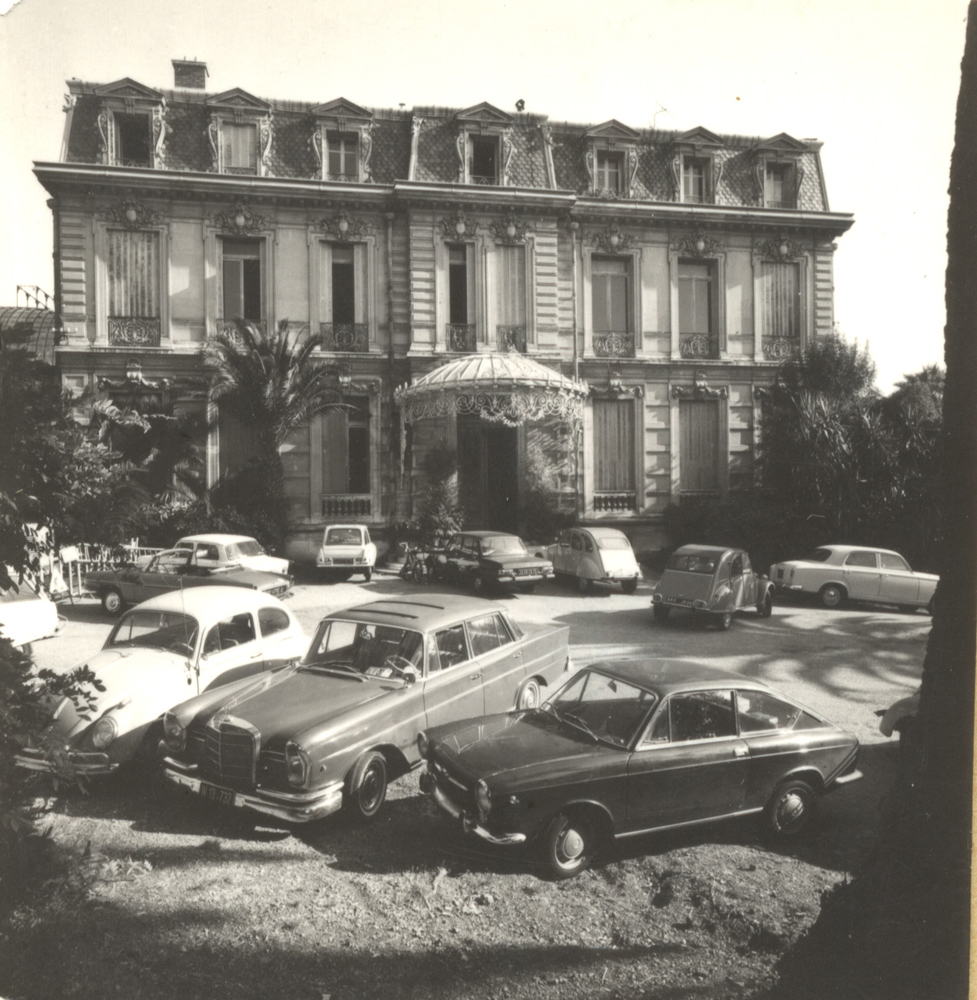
[416,449,462,546]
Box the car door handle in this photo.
[733,745,749,757]
[469,672,482,681]
[250,648,265,658]
[513,650,523,657]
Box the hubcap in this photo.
[779,792,805,828]
[560,828,584,861]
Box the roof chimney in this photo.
[172,59,208,90]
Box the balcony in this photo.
[108,317,161,347]
[679,333,719,359]
[446,324,476,352]
[593,331,635,358]
[496,326,526,353]
[762,337,800,361]
[321,323,369,352]
[322,494,372,518]
[327,172,358,182]
[593,492,635,514]
[470,174,498,186]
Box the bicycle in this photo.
[399,544,430,584]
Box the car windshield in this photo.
[301,619,424,679]
[232,540,265,557]
[597,536,631,550]
[107,611,198,654]
[806,549,833,562]
[543,668,657,747]
[325,528,363,546]
[480,536,527,555]
[667,552,722,574]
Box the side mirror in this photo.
[402,666,418,685]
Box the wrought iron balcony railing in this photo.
[321,323,369,352]
[679,333,719,359]
[593,331,635,358]
[446,324,476,352]
[762,337,800,361]
[108,317,161,347]
[322,494,372,518]
[496,325,526,353]
[225,165,258,175]
[593,492,635,513]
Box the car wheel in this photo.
[578,577,593,595]
[101,588,124,615]
[757,591,773,618]
[819,584,845,609]
[621,579,638,595]
[653,605,670,623]
[540,812,596,880]
[471,573,486,595]
[764,778,816,838]
[411,562,425,584]
[516,678,541,711]
[363,568,373,583]
[346,751,387,821]
[717,611,734,630]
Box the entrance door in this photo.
[458,418,519,532]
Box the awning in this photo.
[395,353,589,427]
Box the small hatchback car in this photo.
[652,545,774,629]
[316,525,377,582]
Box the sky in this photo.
[0,0,968,392]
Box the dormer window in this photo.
[92,79,166,169]
[596,151,624,195]
[114,113,152,167]
[328,132,359,181]
[669,128,725,205]
[206,89,273,177]
[683,156,711,203]
[311,98,375,183]
[764,162,796,209]
[470,136,500,185]
[222,123,258,175]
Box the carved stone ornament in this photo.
[99,194,163,229]
[361,122,375,181]
[206,120,220,171]
[97,111,110,161]
[212,202,268,234]
[593,378,643,398]
[152,107,169,168]
[591,227,635,253]
[673,229,726,258]
[502,129,515,186]
[316,211,373,241]
[489,213,530,244]
[310,126,323,175]
[439,211,478,240]
[671,371,728,399]
[756,236,803,260]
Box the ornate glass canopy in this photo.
[395,352,589,427]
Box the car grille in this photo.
[201,721,257,790]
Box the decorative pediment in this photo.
[211,202,269,235]
[456,102,513,125]
[671,372,728,400]
[672,229,726,258]
[489,212,530,244]
[670,126,725,151]
[206,88,271,112]
[755,235,803,261]
[586,119,640,141]
[94,78,163,103]
[310,97,374,123]
[314,210,374,241]
[591,226,635,254]
[98,193,163,229]
[439,211,479,240]
[756,132,809,154]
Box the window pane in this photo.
[242,258,262,320]
[115,113,151,166]
[678,262,712,334]
[760,262,799,339]
[223,123,257,171]
[435,624,469,669]
[592,257,630,332]
[670,690,736,741]
[108,230,159,318]
[679,399,720,491]
[258,607,290,637]
[737,690,800,732]
[449,246,468,324]
[880,553,910,570]
[332,245,355,324]
[594,400,635,491]
[496,244,526,326]
[471,137,498,181]
[845,551,878,568]
[467,614,503,657]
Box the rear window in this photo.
[235,540,265,557]
[481,536,527,555]
[806,549,833,563]
[667,552,721,574]
[325,528,362,546]
[597,536,630,550]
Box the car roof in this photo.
[814,544,900,555]
[580,527,629,540]
[128,586,283,618]
[671,544,737,557]
[325,594,510,631]
[176,534,256,545]
[583,659,772,697]
[323,524,367,531]
[457,530,519,539]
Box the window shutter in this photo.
[594,400,635,491]
[679,399,720,491]
[760,262,800,339]
[319,242,333,323]
[353,242,367,324]
[108,230,159,318]
[495,245,526,326]
[321,408,349,494]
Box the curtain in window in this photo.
[759,262,800,339]
[678,262,712,334]
[594,400,635,491]
[592,257,630,332]
[108,230,159,318]
[679,399,720,491]
[495,245,526,325]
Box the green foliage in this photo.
[416,448,462,546]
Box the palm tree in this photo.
[205,319,348,546]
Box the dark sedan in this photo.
[420,660,862,879]
[432,531,554,594]
[86,548,292,614]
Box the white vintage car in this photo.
[315,524,377,582]
[0,577,64,649]
[15,586,307,776]
[174,533,290,576]
[770,545,938,611]
[538,527,641,594]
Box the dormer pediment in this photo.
[206,88,271,112]
[586,119,640,141]
[756,132,810,155]
[671,126,725,151]
[456,102,513,125]
[94,78,163,103]
[310,97,374,123]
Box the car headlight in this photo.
[91,716,118,750]
[285,742,311,788]
[417,731,430,759]
[475,779,492,819]
[162,712,186,753]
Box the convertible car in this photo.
[86,547,292,614]
[15,587,307,776]
[160,595,571,824]
[421,660,862,879]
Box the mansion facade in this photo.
[38,61,853,555]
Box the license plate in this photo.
[198,782,235,806]
[665,597,694,607]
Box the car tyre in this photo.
[653,605,670,623]
[621,579,638,595]
[471,573,487,595]
[578,577,593,595]
[819,584,845,609]
[102,588,124,615]
[363,567,373,583]
[757,591,773,618]
[764,778,817,838]
[540,811,596,880]
[411,562,425,584]
[516,678,541,711]
[716,611,734,630]
[346,751,387,821]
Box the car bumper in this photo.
[496,572,555,584]
[15,747,118,775]
[420,770,526,845]
[826,768,864,792]
[160,755,344,824]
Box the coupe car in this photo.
[86,547,292,614]
[536,527,641,594]
[420,660,862,879]
[651,545,774,629]
[174,533,290,576]
[315,524,377,581]
[432,532,554,594]
[160,595,571,824]
[15,587,307,777]
[769,545,938,611]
